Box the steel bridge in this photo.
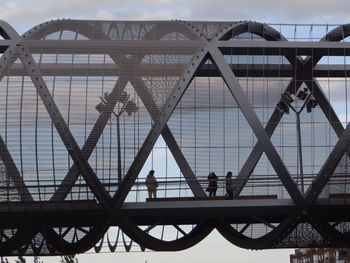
[0,19,350,256]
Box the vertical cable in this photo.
[165,135,168,198]
[3,76,9,201]
[4,76,9,144]
[135,95,139,202]
[101,53,107,195]
[84,55,89,143]
[194,78,197,186]
[84,52,91,199]
[35,86,40,200]
[67,77,73,199]
[108,114,112,193]
[223,76,226,186]
[311,41,315,188]
[343,26,348,194]
[178,76,182,198]
[295,52,299,186]
[19,76,24,181]
[208,76,211,173]
[279,38,284,198]
[123,101,126,189]
[51,53,58,192]
[251,51,255,196]
[343,26,348,125]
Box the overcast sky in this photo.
[1,0,348,262]
[2,0,350,34]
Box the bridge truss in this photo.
[0,19,349,255]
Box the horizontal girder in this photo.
[4,63,350,78]
[0,199,348,227]
[218,40,350,56]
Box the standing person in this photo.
[206,172,218,197]
[226,171,234,200]
[145,170,158,199]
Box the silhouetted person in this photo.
[145,170,158,199]
[206,172,218,197]
[226,171,234,200]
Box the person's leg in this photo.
[153,190,157,198]
[209,191,213,197]
[213,189,217,197]
[148,190,152,199]
[228,190,233,200]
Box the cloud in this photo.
[1,0,350,34]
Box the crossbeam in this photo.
[0,198,348,227]
[5,63,350,78]
[218,40,350,56]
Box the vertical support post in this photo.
[296,113,304,193]
[117,115,122,184]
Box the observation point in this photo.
[0,19,349,255]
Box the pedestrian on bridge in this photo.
[206,172,218,197]
[226,171,234,200]
[146,170,158,199]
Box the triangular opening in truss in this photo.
[216,40,292,125]
[108,22,153,41]
[237,76,293,124]
[321,153,350,198]
[46,75,119,149]
[237,152,291,200]
[0,46,20,69]
[63,174,96,201]
[273,222,328,248]
[139,55,202,110]
[125,135,193,202]
[88,81,154,196]
[188,21,233,40]
[0,159,20,202]
[0,72,42,201]
[141,76,183,110]
[203,53,305,198]
[51,226,93,247]
[247,78,341,194]
[0,72,89,201]
[228,221,279,240]
[165,70,260,198]
[159,26,194,41]
[0,67,107,202]
[317,76,350,128]
[138,35,201,109]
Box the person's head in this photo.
[149,170,155,175]
[226,171,232,178]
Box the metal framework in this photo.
[0,19,350,255]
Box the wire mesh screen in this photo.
[0,20,349,202]
[1,19,350,255]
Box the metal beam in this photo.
[112,48,208,208]
[24,40,201,55]
[217,40,350,56]
[50,77,129,201]
[7,63,350,78]
[18,43,113,208]
[208,46,304,206]
[129,77,206,197]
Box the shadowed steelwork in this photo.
[0,19,350,255]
